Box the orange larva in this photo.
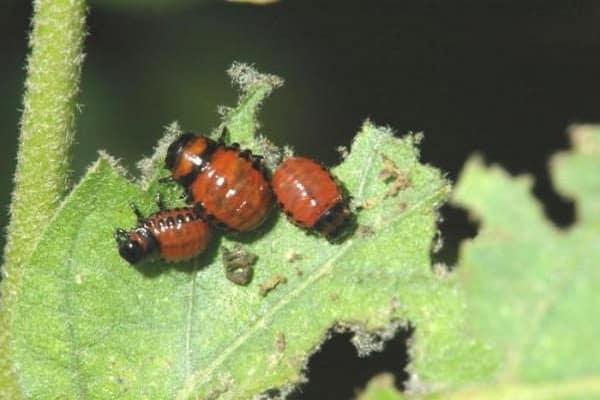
[114,198,212,264]
[165,133,273,233]
[271,156,352,241]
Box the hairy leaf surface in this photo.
[6,66,483,399]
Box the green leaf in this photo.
[450,125,600,399]
[5,65,483,399]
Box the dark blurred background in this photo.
[2,0,599,397]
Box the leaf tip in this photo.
[219,63,284,145]
[227,62,284,93]
[96,150,129,177]
[359,119,393,137]
[567,124,600,154]
[136,121,183,188]
[255,134,285,171]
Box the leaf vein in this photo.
[355,133,384,201]
[177,182,447,398]
[177,240,354,399]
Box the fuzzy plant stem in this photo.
[0,0,87,396]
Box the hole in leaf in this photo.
[287,325,413,400]
[532,167,575,229]
[433,204,479,268]
[259,387,282,399]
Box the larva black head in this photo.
[118,240,145,264]
[165,132,195,172]
[114,228,157,264]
